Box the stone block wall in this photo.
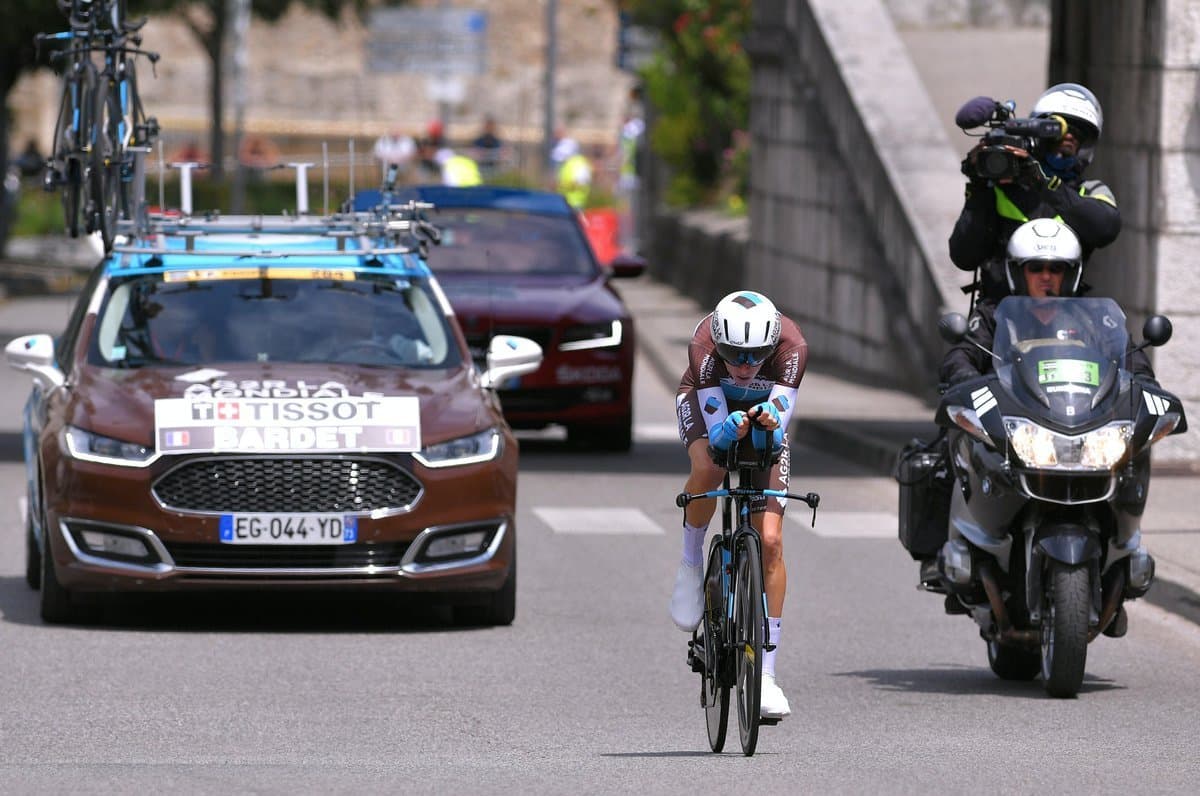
[1051,0,1200,464]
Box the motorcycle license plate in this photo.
[219,513,358,545]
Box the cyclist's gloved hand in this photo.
[709,410,748,452]
[748,402,783,454]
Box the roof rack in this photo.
[112,144,443,260]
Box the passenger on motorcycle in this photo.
[670,291,809,719]
[949,83,1120,302]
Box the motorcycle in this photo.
[921,296,1186,697]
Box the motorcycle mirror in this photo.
[1143,315,1173,347]
[938,313,969,344]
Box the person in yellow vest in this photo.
[949,83,1119,303]
[434,146,482,187]
[553,137,592,210]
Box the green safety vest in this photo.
[993,185,1086,223]
[444,155,482,187]
[558,154,592,209]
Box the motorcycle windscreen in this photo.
[993,297,1129,428]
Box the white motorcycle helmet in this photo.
[1031,83,1103,167]
[1005,219,1083,296]
[710,291,782,366]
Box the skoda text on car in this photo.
[354,186,645,451]
[5,204,543,624]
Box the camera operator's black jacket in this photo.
[939,298,1155,386]
[948,175,1120,301]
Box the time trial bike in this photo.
[676,426,819,756]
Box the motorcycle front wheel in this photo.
[1040,562,1090,698]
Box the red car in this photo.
[374,186,645,450]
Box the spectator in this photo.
[553,137,592,210]
[471,114,505,178]
[15,139,45,178]
[373,126,416,186]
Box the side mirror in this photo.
[481,335,543,390]
[608,253,646,279]
[1143,315,1172,347]
[5,334,64,389]
[938,313,968,344]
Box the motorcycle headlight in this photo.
[1004,417,1131,471]
[63,425,157,467]
[413,427,501,468]
[559,320,622,351]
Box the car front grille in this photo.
[498,386,621,414]
[153,456,423,514]
[163,541,410,569]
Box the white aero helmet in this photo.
[1005,218,1083,296]
[1031,83,1103,165]
[711,291,782,366]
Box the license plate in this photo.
[219,513,358,545]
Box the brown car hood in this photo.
[66,362,493,448]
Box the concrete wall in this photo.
[1048,0,1200,462]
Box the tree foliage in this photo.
[621,0,752,207]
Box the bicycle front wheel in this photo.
[701,538,729,752]
[734,533,764,756]
[90,80,121,250]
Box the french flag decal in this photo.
[163,430,190,447]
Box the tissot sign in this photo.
[154,396,421,453]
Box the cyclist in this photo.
[670,290,809,718]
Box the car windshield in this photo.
[992,296,1130,367]
[422,208,596,276]
[88,272,462,369]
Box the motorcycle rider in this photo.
[938,218,1157,634]
[669,290,809,719]
[949,83,1120,302]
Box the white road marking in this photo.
[789,510,897,538]
[634,423,681,442]
[18,496,27,527]
[533,507,665,535]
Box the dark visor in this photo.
[716,342,773,366]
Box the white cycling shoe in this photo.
[760,674,791,718]
[669,561,704,632]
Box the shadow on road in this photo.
[832,665,1124,698]
[0,575,505,634]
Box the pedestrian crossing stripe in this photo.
[1143,391,1170,416]
[971,386,997,416]
[533,507,664,535]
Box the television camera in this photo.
[955,96,1066,183]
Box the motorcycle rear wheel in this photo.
[1040,563,1090,698]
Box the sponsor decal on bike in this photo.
[153,395,421,453]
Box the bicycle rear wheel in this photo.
[701,539,729,752]
[90,79,121,250]
[53,74,88,238]
[734,534,764,756]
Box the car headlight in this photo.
[63,425,157,467]
[413,427,501,468]
[559,320,622,351]
[1004,417,1132,471]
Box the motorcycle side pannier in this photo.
[894,436,954,560]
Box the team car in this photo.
[353,186,644,450]
[5,202,542,625]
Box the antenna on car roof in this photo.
[173,162,200,216]
[286,162,313,215]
